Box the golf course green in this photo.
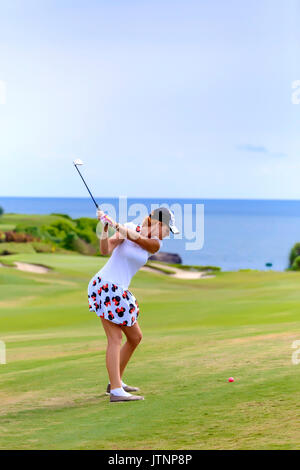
[0,252,299,449]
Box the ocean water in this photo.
[1,196,300,271]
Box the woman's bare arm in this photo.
[97,210,160,255]
[100,225,124,255]
[117,225,160,254]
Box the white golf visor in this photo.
[150,208,180,234]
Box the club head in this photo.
[73,158,83,166]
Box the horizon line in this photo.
[1,196,300,203]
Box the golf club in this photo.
[73,159,99,209]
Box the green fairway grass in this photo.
[0,253,300,449]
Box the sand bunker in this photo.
[0,261,50,274]
[142,262,215,280]
[14,262,50,274]
[1,259,212,279]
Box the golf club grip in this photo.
[75,165,99,208]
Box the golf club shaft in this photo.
[74,165,99,209]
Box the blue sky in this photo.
[0,0,300,199]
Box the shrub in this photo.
[73,237,97,255]
[15,224,42,239]
[76,228,98,244]
[0,206,4,216]
[50,220,76,233]
[12,215,100,255]
[4,231,35,243]
[39,220,76,244]
[61,232,79,251]
[289,242,300,268]
[74,218,99,246]
[291,256,300,271]
[75,217,98,230]
[41,225,63,243]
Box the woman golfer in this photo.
[88,207,179,402]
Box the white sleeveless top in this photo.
[97,222,162,289]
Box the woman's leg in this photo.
[101,318,123,389]
[119,322,143,378]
